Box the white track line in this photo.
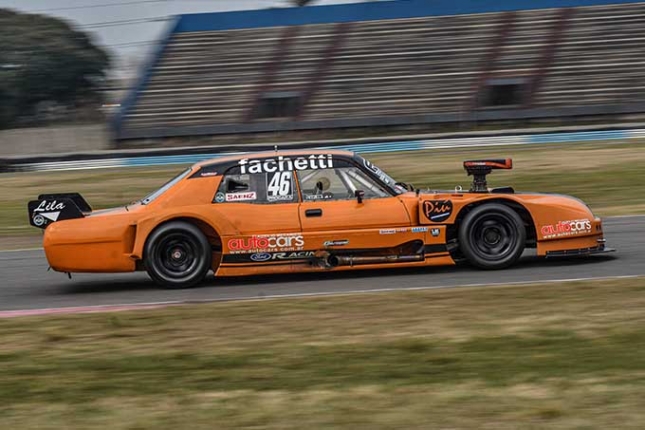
[0,274,642,319]
[0,248,43,254]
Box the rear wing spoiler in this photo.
[27,193,91,229]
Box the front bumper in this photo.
[545,241,616,258]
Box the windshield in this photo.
[356,156,404,194]
[141,168,192,205]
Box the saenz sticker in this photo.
[411,227,428,233]
[423,200,453,222]
[226,192,257,202]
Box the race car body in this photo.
[28,150,612,288]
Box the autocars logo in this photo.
[250,253,271,262]
[541,219,592,238]
[227,234,305,253]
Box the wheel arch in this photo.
[134,216,223,270]
[448,198,537,255]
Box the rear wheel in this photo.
[458,203,526,270]
[144,221,212,288]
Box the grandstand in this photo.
[114,0,645,147]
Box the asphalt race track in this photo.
[1,216,644,314]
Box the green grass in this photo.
[2,140,644,248]
[2,277,645,428]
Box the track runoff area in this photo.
[0,215,643,318]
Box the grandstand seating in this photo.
[116,0,645,143]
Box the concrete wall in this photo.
[0,124,110,157]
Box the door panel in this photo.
[299,198,411,232]
[214,203,301,235]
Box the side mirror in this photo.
[354,189,365,204]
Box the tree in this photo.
[0,9,110,128]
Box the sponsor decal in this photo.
[431,228,440,237]
[250,253,271,262]
[224,251,315,264]
[201,171,218,177]
[379,228,407,235]
[323,239,349,247]
[33,200,66,224]
[271,251,315,260]
[364,159,392,184]
[33,214,45,227]
[411,227,428,233]
[268,195,294,202]
[423,200,453,222]
[541,219,592,239]
[304,194,333,201]
[363,159,391,184]
[34,200,65,213]
[215,192,225,203]
[239,154,334,174]
[227,233,305,254]
[225,192,257,202]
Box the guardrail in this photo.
[4,128,644,173]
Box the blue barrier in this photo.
[176,0,645,32]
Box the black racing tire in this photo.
[144,221,212,289]
[458,203,526,270]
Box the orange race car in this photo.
[28,150,613,288]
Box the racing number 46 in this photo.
[267,171,292,198]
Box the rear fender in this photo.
[130,209,235,259]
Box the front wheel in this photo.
[144,221,212,289]
[458,203,526,270]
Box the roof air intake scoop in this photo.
[463,159,513,192]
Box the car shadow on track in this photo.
[59,254,618,295]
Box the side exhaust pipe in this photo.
[327,254,424,267]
